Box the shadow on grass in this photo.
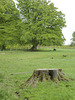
[0,48,58,52]
[23,49,57,52]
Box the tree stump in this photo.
[22,69,68,88]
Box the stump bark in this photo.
[22,69,68,88]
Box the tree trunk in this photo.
[22,69,68,88]
[30,44,37,51]
[1,44,6,51]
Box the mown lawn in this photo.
[0,47,75,100]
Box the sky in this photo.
[13,0,75,45]
[50,0,75,45]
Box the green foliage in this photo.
[70,31,75,46]
[0,0,22,50]
[0,0,66,50]
[17,0,66,49]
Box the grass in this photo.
[0,47,75,100]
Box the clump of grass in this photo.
[0,88,19,100]
[0,73,5,82]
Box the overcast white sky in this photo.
[14,0,75,45]
[51,0,75,45]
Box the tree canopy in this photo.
[0,0,21,50]
[17,0,66,50]
[0,0,66,50]
[70,31,75,46]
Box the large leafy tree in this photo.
[17,0,66,50]
[0,0,21,50]
[70,31,75,46]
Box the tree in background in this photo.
[70,31,75,46]
[0,0,22,50]
[17,0,66,50]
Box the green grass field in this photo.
[0,47,75,100]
